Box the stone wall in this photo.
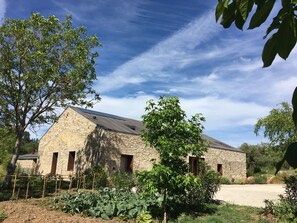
[38,107,97,176]
[204,147,246,179]
[97,130,159,173]
[17,160,37,174]
[38,107,159,176]
[38,107,245,179]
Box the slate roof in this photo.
[71,106,244,153]
[18,153,38,160]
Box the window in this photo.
[189,157,205,175]
[217,164,223,175]
[51,152,58,175]
[120,154,133,174]
[67,151,75,171]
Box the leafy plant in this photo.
[220,176,231,184]
[0,211,6,222]
[52,188,161,220]
[254,175,267,184]
[139,96,207,222]
[83,165,108,189]
[263,174,297,222]
[110,171,135,190]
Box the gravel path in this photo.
[214,184,285,207]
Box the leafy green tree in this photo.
[0,127,15,169]
[216,0,297,67]
[137,96,207,223]
[0,13,100,188]
[255,102,296,152]
[240,143,285,175]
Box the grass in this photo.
[169,203,269,223]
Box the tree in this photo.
[240,143,286,175]
[137,96,207,223]
[0,13,100,188]
[0,127,15,170]
[215,1,297,173]
[216,0,297,67]
[254,102,297,152]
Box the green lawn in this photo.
[170,203,269,223]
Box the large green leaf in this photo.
[292,87,297,128]
[216,0,226,22]
[277,15,297,60]
[275,142,297,174]
[235,13,245,29]
[238,0,255,21]
[248,0,276,29]
[262,32,278,67]
[221,1,237,28]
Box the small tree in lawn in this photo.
[137,96,207,223]
[0,13,100,189]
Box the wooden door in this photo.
[51,152,58,175]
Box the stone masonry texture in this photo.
[38,107,246,179]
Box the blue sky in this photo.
[1,0,296,147]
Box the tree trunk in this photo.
[1,136,22,189]
[163,189,167,223]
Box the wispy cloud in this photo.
[96,11,219,93]
[53,0,146,33]
[0,0,6,24]
[90,94,270,147]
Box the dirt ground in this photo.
[215,184,285,207]
[0,199,126,223]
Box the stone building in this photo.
[37,106,246,179]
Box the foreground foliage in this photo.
[0,211,5,222]
[216,0,297,67]
[52,188,161,221]
[263,174,297,222]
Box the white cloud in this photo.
[96,11,219,93]
[0,0,6,24]
[89,94,270,147]
[92,94,269,131]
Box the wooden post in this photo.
[69,175,73,190]
[58,175,62,191]
[92,174,96,191]
[83,175,86,189]
[55,175,58,196]
[25,176,30,199]
[12,174,17,199]
[42,176,46,199]
[76,176,79,190]
[16,187,20,200]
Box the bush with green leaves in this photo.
[220,176,231,184]
[110,171,135,189]
[83,165,108,189]
[52,188,162,220]
[0,211,6,222]
[263,174,297,222]
[253,175,267,184]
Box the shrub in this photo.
[284,175,297,202]
[0,211,5,222]
[220,177,231,184]
[110,172,135,189]
[262,174,297,222]
[174,170,221,207]
[83,165,108,189]
[254,175,267,184]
